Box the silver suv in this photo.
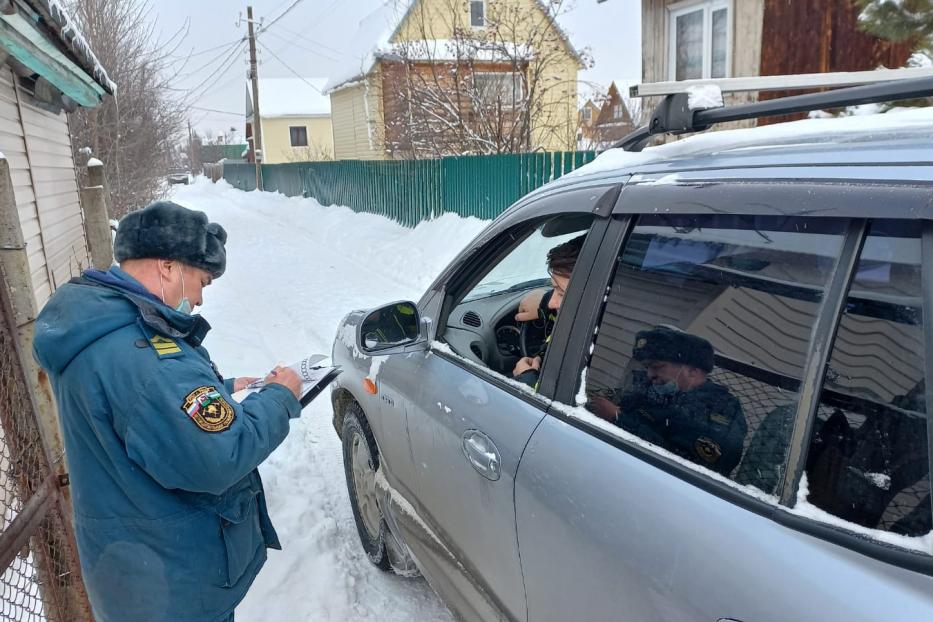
[331,77,933,621]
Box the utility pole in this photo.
[187,119,194,177]
[246,5,263,191]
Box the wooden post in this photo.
[0,157,91,620]
[247,6,263,191]
[0,156,65,466]
[80,158,113,269]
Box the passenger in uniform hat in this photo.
[590,326,747,475]
[33,201,303,622]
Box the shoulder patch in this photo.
[694,436,722,464]
[150,335,182,357]
[182,386,235,433]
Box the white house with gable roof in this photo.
[245,77,333,163]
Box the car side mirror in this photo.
[358,301,422,352]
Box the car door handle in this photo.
[461,430,501,481]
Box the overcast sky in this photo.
[150,0,641,138]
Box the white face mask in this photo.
[160,265,192,315]
[646,366,685,400]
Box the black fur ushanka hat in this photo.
[632,326,715,373]
[113,201,227,278]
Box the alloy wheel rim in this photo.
[350,431,381,539]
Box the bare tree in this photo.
[284,145,335,162]
[381,0,589,158]
[66,0,188,218]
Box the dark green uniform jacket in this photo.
[616,380,747,475]
[32,267,301,622]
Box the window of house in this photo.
[803,220,930,537]
[475,72,523,107]
[583,107,592,122]
[612,103,623,119]
[669,1,730,81]
[289,126,308,147]
[578,214,849,488]
[470,0,485,27]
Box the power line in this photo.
[258,0,307,35]
[169,36,247,61]
[176,37,247,81]
[261,28,339,62]
[256,41,323,93]
[263,22,344,57]
[184,41,247,102]
[190,105,243,116]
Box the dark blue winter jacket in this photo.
[32,266,301,622]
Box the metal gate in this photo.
[0,267,91,621]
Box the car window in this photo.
[577,214,849,488]
[439,216,592,383]
[803,220,930,537]
[463,228,579,303]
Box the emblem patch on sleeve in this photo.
[695,436,723,464]
[181,386,235,433]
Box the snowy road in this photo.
[170,180,489,621]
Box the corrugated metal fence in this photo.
[221,151,596,226]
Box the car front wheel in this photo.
[341,403,392,571]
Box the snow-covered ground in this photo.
[169,179,489,621]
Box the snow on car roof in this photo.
[566,105,933,180]
[247,78,330,118]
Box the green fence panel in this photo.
[222,163,256,192]
[221,151,595,227]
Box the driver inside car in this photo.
[512,234,585,388]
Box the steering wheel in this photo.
[519,317,548,358]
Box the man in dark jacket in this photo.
[590,326,747,476]
[33,201,302,622]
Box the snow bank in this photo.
[167,178,487,620]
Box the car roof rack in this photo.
[614,68,933,152]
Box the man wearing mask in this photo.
[33,201,302,622]
[589,326,747,476]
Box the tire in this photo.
[341,403,391,571]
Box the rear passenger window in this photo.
[580,215,849,489]
[803,220,930,536]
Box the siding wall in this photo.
[0,67,87,310]
[330,83,384,160]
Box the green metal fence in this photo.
[222,151,596,227]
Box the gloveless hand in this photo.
[265,365,302,398]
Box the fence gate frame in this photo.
[0,157,92,620]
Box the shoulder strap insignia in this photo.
[709,412,732,426]
[182,386,235,433]
[150,335,182,357]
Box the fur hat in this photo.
[113,201,227,278]
[632,326,715,373]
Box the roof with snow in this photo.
[246,78,331,119]
[28,0,116,95]
[324,0,582,93]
